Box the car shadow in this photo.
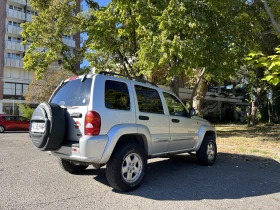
[1,131,29,134]
[81,153,280,200]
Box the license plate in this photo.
[31,122,45,133]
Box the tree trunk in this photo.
[192,78,208,116]
[170,76,180,97]
[250,88,261,126]
[190,68,206,107]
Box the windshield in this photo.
[50,78,92,106]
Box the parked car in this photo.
[29,72,217,192]
[0,115,30,133]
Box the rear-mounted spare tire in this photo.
[29,102,65,151]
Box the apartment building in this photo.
[0,0,81,114]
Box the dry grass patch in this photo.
[215,124,280,162]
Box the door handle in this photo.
[139,115,149,120]
[172,119,180,123]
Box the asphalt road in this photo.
[0,132,280,210]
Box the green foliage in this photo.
[247,47,280,86]
[18,104,34,119]
[134,0,256,82]
[22,0,85,78]
[23,0,258,83]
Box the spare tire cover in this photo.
[30,102,65,151]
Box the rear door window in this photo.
[50,78,92,106]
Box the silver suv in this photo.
[30,72,217,191]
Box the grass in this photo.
[215,124,280,162]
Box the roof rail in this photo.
[98,71,158,87]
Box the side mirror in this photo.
[190,108,196,117]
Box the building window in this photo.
[6,53,21,60]
[8,21,21,27]
[7,36,21,43]
[25,10,37,15]
[62,35,72,40]
[3,82,28,99]
[9,5,23,12]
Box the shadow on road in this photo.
[84,153,280,200]
[1,131,29,134]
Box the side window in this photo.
[163,92,188,117]
[3,116,14,121]
[135,85,164,114]
[15,117,22,121]
[105,80,130,111]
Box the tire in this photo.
[30,102,65,151]
[0,125,5,133]
[57,158,88,174]
[106,144,147,192]
[197,136,217,166]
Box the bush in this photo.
[18,104,34,119]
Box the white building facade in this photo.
[0,0,80,114]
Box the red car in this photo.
[0,115,30,133]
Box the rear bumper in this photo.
[51,135,108,163]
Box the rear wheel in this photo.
[57,158,88,174]
[197,136,217,166]
[0,125,5,133]
[106,144,147,192]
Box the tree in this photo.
[24,67,73,104]
[244,0,280,125]
[21,0,89,78]
[247,0,280,86]
[24,0,265,117]
[134,0,256,114]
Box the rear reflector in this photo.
[85,111,101,135]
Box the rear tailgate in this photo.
[50,76,93,142]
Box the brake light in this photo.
[68,76,78,81]
[85,111,101,135]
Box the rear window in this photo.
[50,78,92,106]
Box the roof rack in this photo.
[98,71,158,87]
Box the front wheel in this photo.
[57,158,88,174]
[106,144,147,192]
[197,136,217,166]
[0,125,5,133]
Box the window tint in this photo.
[163,92,188,117]
[105,80,130,111]
[3,116,14,121]
[50,78,92,106]
[15,116,28,122]
[135,85,164,114]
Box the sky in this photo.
[80,0,110,68]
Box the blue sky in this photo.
[80,0,110,68]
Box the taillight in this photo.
[85,111,101,135]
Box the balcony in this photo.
[7,0,31,6]
[62,38,76,48]
[6,25,22,35]
[6,41,25,52]
[5,58,24,68]
[7,9,25,20]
